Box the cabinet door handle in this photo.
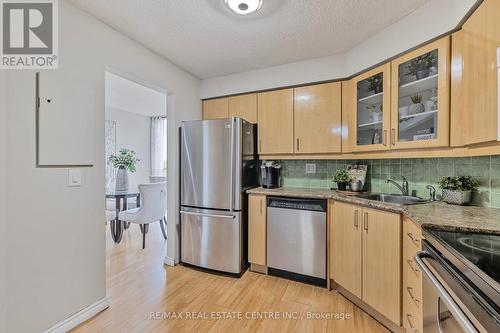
[383,130,387,146]
[353,210,359,228]
[406,314,419,333]
[407,232,421,246]
[391,128,396,146]
[296,138,300,151]
[406,287,420,307]
[363,212,368,231]
[259,140,262,152]
[407,259,420,276]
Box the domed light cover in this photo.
[224,0,263,15]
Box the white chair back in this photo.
[138,182,167,224]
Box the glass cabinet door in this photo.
[353,64,391,152]
[391,37,450,148]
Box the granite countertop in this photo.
[247,187,500,235]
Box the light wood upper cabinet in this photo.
[229,93,258,123]
[257,89,294,154]
[331,201,362,298]
[362,207,402,325]
[390,36,450,149]
[343,64,391,153]
[341,80,355,153]
[294,82,342,153]
[248,194,266,266]
[450,0,500,147]
[203,98,229,120]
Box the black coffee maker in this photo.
[260,161,281,188]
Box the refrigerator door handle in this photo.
[180,210,235,219]
[229,118,235,211]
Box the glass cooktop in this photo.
[427,229,500,286]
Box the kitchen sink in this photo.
[355,193,428,205]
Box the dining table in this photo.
[106,189,141,243]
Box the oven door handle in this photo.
[414,251,479,333]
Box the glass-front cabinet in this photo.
[390,37,450,149]
[352,64,391,152]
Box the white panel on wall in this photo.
[37,72,97,166]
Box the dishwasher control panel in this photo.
[267,197,326,212]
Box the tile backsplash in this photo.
[278,156,500,208]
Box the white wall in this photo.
[1,1,200,332]
[200,0,478,98]
[106,107,153,190]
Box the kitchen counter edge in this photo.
[247,187,500,235]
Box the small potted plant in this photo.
[409,94,424,115]
[334,169,351,191]
[438,176,478,205]
[406,52,436,80]
[109,148,140,192]
[366,73,383,94]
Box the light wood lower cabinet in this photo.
[362,207,402,325]
[403,216,424,333]
[330,201,402,326]
[202,98,229,120]
[248,194,266,267]
[331,201,362,298]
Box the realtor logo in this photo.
[1,0,58,69]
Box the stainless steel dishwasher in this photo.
[267,196,327,286]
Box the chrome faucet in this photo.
[386,176,409,196]
[426,185,437,201]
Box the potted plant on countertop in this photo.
[334,169,352,191]
[366,73,383,94]
[438,176,478,205]
[109,148,140,192]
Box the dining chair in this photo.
[105,210,116,224]
[118,182,167,249]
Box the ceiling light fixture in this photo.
[224,0,263,15]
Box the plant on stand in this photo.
[334,169,352,191]
[438,176,478,205]
[409,94,424,115]
[406,52,437,80]
[109,148,140,192]
[366,73,383,94]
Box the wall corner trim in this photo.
[163,256,175,267]
[42,297,110,333]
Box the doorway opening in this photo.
[104,69,168,256]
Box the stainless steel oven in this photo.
[415,230,500,333]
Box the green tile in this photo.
[455,164,472,176]
[491,155,500,164]
[454,157,471,165]
[438,157,454,165]
[472,156,491,164]
[390,164,401,177]
[491,192,500,208]
[413,166,429,182]
[472,187,490,206]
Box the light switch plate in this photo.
[68,169,82,187]
[305,163,316,174]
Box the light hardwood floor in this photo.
[72,224,389,333]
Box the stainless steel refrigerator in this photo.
[180,118,258,275]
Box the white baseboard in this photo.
[43,297,109,333]
[163,255,175,266]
